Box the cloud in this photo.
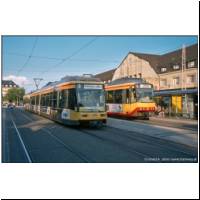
[3,75,31,87]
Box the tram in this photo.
[105,77,156,119]
[24,75,107,127]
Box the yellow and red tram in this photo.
[24,76,107,127]
[105,77,156,119]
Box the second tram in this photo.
[105,77,156,119]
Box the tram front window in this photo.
[136,88,153,102]
[77,89,105,112]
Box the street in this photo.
[2,107,198,163]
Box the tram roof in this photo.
[28,75,102,95]
[106,77,145,86]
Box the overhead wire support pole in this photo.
[182,44,188,116]
[33,78,43,90]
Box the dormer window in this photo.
[173,64,180,70]
[187,60,195,68]
[161,67,167,72]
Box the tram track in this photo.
[10,108,93,163]
[17,108,148,162]
[16,108,151,161]
[11,108,197,162]
[103,126,197,157]
[77,128,154,160]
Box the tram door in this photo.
[122,89,131,114]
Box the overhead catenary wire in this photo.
[4,52,120,63]
[4,52,63,61]
[40,37,99,75]
[16,37,38,75]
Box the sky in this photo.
[2,36,197,92]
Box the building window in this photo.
[173,64,180,70]
[5,85,8,87]
[173,77,180,86]
[9,85,12,87]
[187,75,196,84]
[161,67,167,72]
[160,79,167,86]
[187,60,195,68]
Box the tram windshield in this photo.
[135,85,154,102]
[77,84,105,112]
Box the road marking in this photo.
[10,114,32,163]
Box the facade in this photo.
[95,43,198,119]
[2,80,18,97]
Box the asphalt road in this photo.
[2,108,198,163]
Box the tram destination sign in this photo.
[138,84,152,89]
[83,84,103,90]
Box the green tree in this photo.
[5,88,25,105]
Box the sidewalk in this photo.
[150,116,198,125]
[107,117,198,148]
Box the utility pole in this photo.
[33,78,43,90]
[182,44,188,116]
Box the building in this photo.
[95,68,116,82]
[95,43,198,119]
[2,80,19,97]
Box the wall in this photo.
[112,54,160,89]
[159,68,198,90]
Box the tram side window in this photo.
[44,94,47,106]
[122,89,130,103]
[68,89,76,110]
[58,91,63,108]
[40,95,43,106]
[52,92,57,108]
[49,92,53,107]
[106,91,114,103]
[114,90,122,103]
[36,95,39,105]
[46,94,50,107]
[41,95,45,106]
[130,88,136,103]
[31,97,35,105]
[59,90,67,108]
